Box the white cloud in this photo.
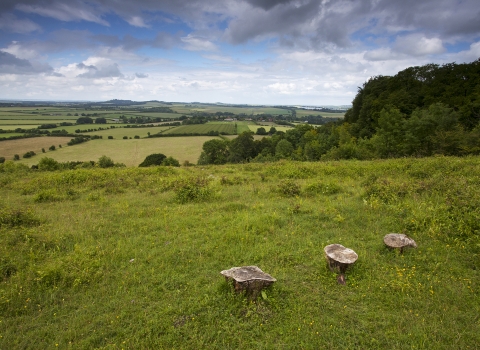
[16,3,109,26]
[126,16,149,28]
[181,34,218,51]
[394,34,445,56]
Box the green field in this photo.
[170,104,291,116]
[0,156,478,349]
[163,123,236,135]
[14,136,216,166]
[295,110,345,118]
[248,123,292,132]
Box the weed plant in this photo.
[0,156,479,349]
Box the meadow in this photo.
[162,123,236,135]
[295,110,345,118]
[0,156,478,349]
[12,136,215,166]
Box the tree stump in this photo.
[220,266,276,299]
[324,244,358,284]
[383,233,417,253]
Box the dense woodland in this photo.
[199,59,480,164]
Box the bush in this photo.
[23,151,36,159]
[108,136,114,139]
[276,180,301,197]
[123,136,128,139]
[139,153,167,167]
[134,135,140,139]
[0,157,5,164]
[13,154,20,161]
[38,157,60,171]
[174,177,213,203]
[49,145,56,151]
[0,206,40,227]
[162,156,180,167]
[42,148,45,153]
[98,155,115,168]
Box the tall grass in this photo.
[0,157,478,349]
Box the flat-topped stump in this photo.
[384,233,417,253]
[221,266,276,298]
[324,244,358,275]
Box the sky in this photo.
[0,0,479,106]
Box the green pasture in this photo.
[295,109,345,118]
[247,125,292,133]
[163,123,236,135]
[16,136,216,166]
[88,126,170,138]
[0,133,23,138]
[170,104,291,116]
[0,156,478,349]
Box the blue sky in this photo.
[0,0,479,105]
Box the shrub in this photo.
[162,156,180,167]
[139,153,167,167]
[98,155,115,168]
[174,177,213,203]
[134,135,140,139]
[49,145,56,151]
[276,180,301,197]
[108,136,114,139]
[0,157,5,164]
[123,136,128,139]
[23,151,36,158]
[38,157,60,171]
[0,206,40,227]
[42,148,46,153]
[13,154,20,160]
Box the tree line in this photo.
[198,59,480,164]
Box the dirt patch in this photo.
[0,137,72,160]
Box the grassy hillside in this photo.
[11,137,215,166]
[0,157,479,349]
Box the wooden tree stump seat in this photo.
[324,244,358,275]
[383,233,417,253]
[220,266,276,298]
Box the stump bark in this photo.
[324,244,358,283]
[383,233,417,253]
[220,266,276,299]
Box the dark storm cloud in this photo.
[1,0,479,51]
[0,50,53,74]
[233,0,480,48]
[244,0,294,10]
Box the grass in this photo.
[14,136,217,166]
[295,110,345,118]
[163,123,236,135]
[0,137,72,160]
[0,156,478,349]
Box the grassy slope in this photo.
[0,157,478,349]
[13,137,216,166]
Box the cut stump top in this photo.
[324,244,358,264]
[383,233,417,248]
[220,266,276,283]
